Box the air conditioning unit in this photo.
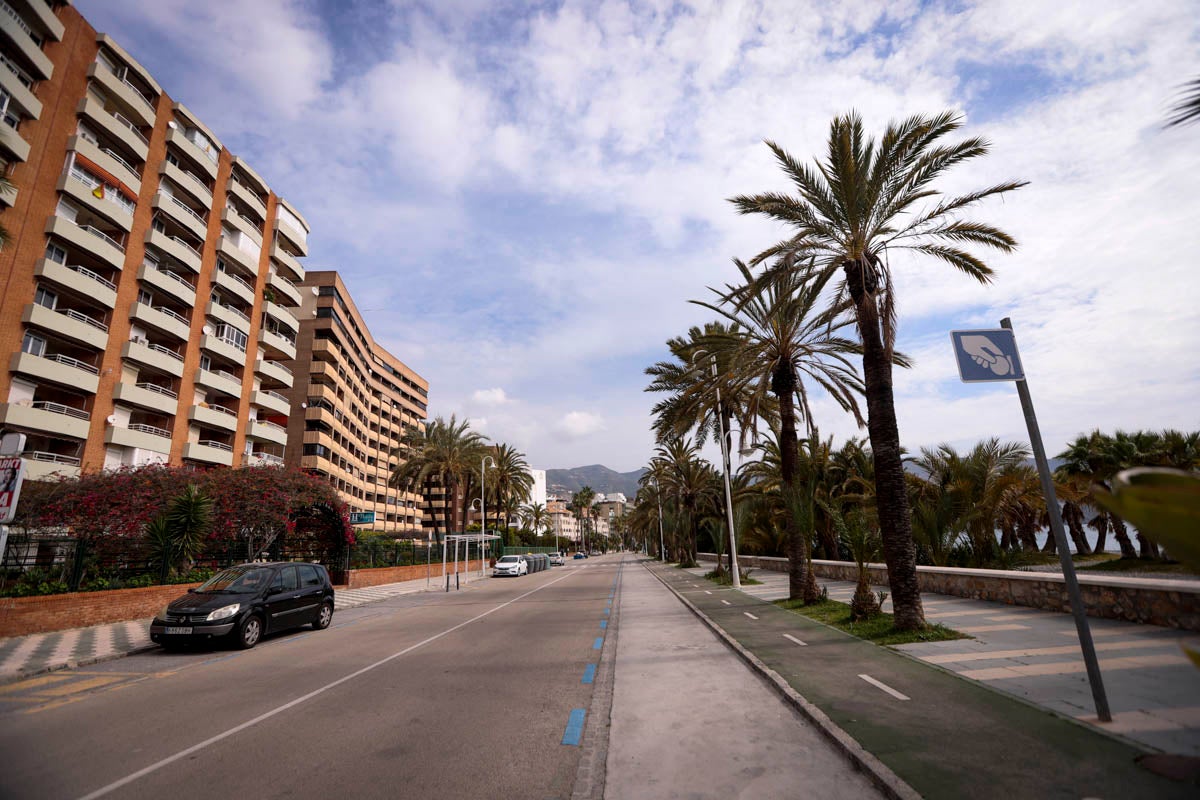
[131,335,147,345]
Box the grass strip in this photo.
[703,570,763,586]
[774,597,969,646]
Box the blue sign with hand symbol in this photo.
[950,329,1024,382]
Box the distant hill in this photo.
[546,465,646,498]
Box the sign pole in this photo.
[1000,318,1111,722]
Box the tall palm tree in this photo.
[389,415,488,542]
[488,443,533,531]
[1056,431,1137,558]
[730,111,1027,629]
[650,438,720,567]
[521,502,550,543]
[570,486,596,553]
[693,259,868,601]
[1166,75,1200,128]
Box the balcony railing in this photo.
[264,389,288,403]
[207,404,236,417]
[170,195,207,226]
[153,305,189,326]
[147,342,183,361]
[213,301,249,323]
[198,439,233,452]
[128,422,171,438]
[80,224,125,252]
[61,307,109,332]
[0,50,33,88]
[216,334,246,353]
[149,265,195,292]
[218,264,254,292]
[253,452,285,465]
[31,401,90,420]
[215,368,240,383]
[22,450,82,466]
[47,353,99,374]
[0,1,34,40]
[136,382,178,399]
[102,147,139,180]
[68,264,117,291]
[171,234,201,256]
[109,110,148,145]
[264,360,292,376]
[255,419,285,432]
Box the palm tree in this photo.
[488,443,533,531]
[693,258,867,601]
[570,486,596,553]
[1056,431,1137,558]
[1166,75,1200,128]
[650,438,720,567]
[389,415,488,542]
[521,501,550,544]
[730,111,1027,629]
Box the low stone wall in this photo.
[0,582,203,637]
[699,553,1200,631]
[345,560,485,589]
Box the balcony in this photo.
[258,327,296,360]
[0,4,53,80]
[105,423,172,456]
[122,339,184,378]
[137,262,195,306]
[247,451,285,467]
[35,259,117,308]
[152,192,208,240]
[189,403,239,433]
[217,234,260,275]
[21,452,80,481]
[0,400,91,440]
[228,177,266,221]
[206,299,250,332]
[87,60,155,127]
[165,126,217,180]
[212,266,255,306]
[0,56,40,120]
[194,368,243,397]
[23,303,109,350]
[269,241,304,282]
[272,217,308,257]
[45,216,126,271]
[158,159,211,208]
[112,381,179,415]
[183,440,233,466]
[251,388,290,416]
[76,97,148,162]
[221,206,263,246]
[246,418,288,446]
[1,126,29,162]
[10,351,100,393]
[266,270,302,307]
[263,300,299,330]
[144,228,201,273]
[255,358,293,389]
[67,134,142,195]
[129,301,191,341]
[57,171,134,232]
[200,332,247,365]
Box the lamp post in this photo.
[692,351,740,588]
[480,454,495,576]
[651,476,666,562]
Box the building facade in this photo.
[285,271,428,537]
[0,2,308,479]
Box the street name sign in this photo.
[349,511,376,525]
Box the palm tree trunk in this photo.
[1017,514,1040,552]
[772,363,806,602]
[845,258,925,630]
[1089,511,1109,554]
[1063,503,1092,555]
[1110,514,1137,558]
[1137,531,1160,560]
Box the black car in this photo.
[150,562,335,650]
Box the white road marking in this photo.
[744,612,759,620]
[783,634,807,646]
[74,569,582,800]
[858,674,910,701]
[721,600,731,606]
[704,590,712,595]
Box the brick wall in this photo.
[345,560,485,589]
[0,582,201,637]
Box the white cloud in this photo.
[554,412,606,440]
[472,388,510,405]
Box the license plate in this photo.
[165,626,193,635]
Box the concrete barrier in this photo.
[698,553,1200,631]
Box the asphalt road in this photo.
[0,557,620,799]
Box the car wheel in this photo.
[235,614,263,650]
[312,601,333,630]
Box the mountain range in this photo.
[546,465,646,498]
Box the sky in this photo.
[76,0,1200,473]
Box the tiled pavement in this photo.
[690,565,1200,756]
[0,571,487,683]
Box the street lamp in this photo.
[480,454,495,576]
[651,476,666,562]
[693,351,740,589]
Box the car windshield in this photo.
[197,566,273,593]
[498,556,519,563]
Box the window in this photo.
[199,355,211,371]
[21,332,45,356]
[214,324,247,351]
[298,565,321,587]
[45,243,66,264]
[317,286,335,297]
[137,289,152,306]
[303,443,327,457]
[33,286,56,310]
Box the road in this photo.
[0,557,619,799]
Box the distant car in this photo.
[493,555,528,577]
[549,553,566,566]
[150,562,334,650]
[573,552,586,560]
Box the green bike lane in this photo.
[647,562,1194,800]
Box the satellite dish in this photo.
[311,286,319,295]
[167,120,178,130]
[106,414,117,425]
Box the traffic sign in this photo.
[950,328,1024,382]
[349,511,376,525]
[0,456,27,524]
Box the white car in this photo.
[493,555,528,577]
[549,553,566,566]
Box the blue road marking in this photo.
[562,709,586,746]
[582,664,596,684]
[593,637,603,650]
[600,620,607,629]
[603,608,609,616]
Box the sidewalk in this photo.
[651,560,1198,798]
[0,570,488,684]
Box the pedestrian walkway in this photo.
[658,561,1197,798]
[0,571,488,684]
[698,564,1200,756]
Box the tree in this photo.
[570,486,596,552]
[147,484,213,578]
[390,415,488,541]
[1166,75,1200,128]
[649,438,721,568]
[730,111,1027,629]
[488,443,533,530]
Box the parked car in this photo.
[150,562,335,650]
[549,553,566,566]
[493,555,528,577]
[573,552,586,560]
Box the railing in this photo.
[197,439,233,452]
[30,401,90,420]
[180,168,210,194]
[184,131,220,164]
[264,389,288,403]
[170,234,200,256]
[169,195,207,226]
[252,452,285,465]
[79,224,126,252]
[206,404,236,417]
[153,305,189,326]
[101,147,139,180]
[108,109,148,145]
[47,353,99,374]
[61,307,109,332]
[136,382,177,399]
[118,73,154,109]
[215,334,246,353]
[67,264,117,291]
[254,419,286,432]
[0,0,35,41]
[218,267,254,292]
[128,422,171,438]
[213,300,249,323]
[0,50,34,88]
[147,265,195,292]
[260,359,292,377]
[215,368,239,383]
[21,450,81,466]
[147,342,183,361]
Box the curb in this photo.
[0,641,159,687]
[644,562,922,800]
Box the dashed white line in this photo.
[721,600,732,606]
[858,674,909,701]
[783,634,807,646]
[743,612,759,620]
[704,590,712,595]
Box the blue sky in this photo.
[76,0,1200,472]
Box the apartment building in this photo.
[286,271,428,537]
[0,2,309,479]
